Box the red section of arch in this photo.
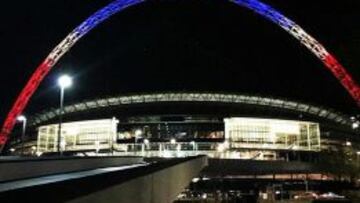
[323,54,360,106]
[0,59,52,145]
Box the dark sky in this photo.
[0,0,360,124]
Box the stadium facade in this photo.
[28,93,358,161]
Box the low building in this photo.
[37,118,118,153]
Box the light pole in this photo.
[134,129,142,153]
[144,138,150,146]
[190,141,196,151]
[57,75,72,155]
[143,139,150,153]
[170,138,176,152]
[17,115,27,155]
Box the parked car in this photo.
[318,192,346,200]
[294,192,318,200]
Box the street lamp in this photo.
[57,75,72,155]
[17,115,27,155]
[352,122,359,129]
[135,129,142,137]
[143,139,150,152]
[190,141,196,151]
[134,129,142,152]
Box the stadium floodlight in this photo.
[58,75,72,89]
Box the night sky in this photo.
[0,0,360,125]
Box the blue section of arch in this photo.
[232,0,295,30]
[74,0,144,38]
[74,0,295,38]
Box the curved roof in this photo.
[29,92,352,127]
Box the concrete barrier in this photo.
[0,156,208,203]
[0,156,143,182]
[69,156,208,203]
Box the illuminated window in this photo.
[37,118,118,152]
[224,118,321,151]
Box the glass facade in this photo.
[36,117,321,155]
[37,118,118,152]
[224,118,321,151]
[117,116,224,141]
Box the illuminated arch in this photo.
[1,0,359,145]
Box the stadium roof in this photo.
[30,92,353,127]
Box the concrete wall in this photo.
[0,156,143,182]
[68,156,208,203]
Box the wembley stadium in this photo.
[1,0,360,201]
[7,92,357,200]
[9,92,358,162]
